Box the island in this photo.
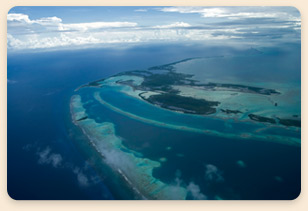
[77,57,300,128]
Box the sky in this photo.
[7,6,301,52]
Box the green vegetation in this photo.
[146,93,220,115]
[139,71,195,94]
[278,118,301,128]
[248,114,301,128]
[221,109,242,114]
[141,72,192,87]
[200,83,280,95]
[248,114,276,124]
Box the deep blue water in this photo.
[7,44,223,199]
[7,44,301,200]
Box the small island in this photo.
[145,93,220,115]
[248,114,276,124]
[221,109,242,114]
[278,118,301,127]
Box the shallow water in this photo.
[72,82,300,199]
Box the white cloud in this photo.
[58,21,138,31]
[7,8,300,51]
[153,22,191,29]
[8,16,241,51]
[172,170,207,200]
[34,145,103,188]
[8,13,32,23]
[204,164,224,183]
[8,13,137,31]
[8,31,101,50]
[37,147,63,168]
[159,7,294,19]
[8,13,62,25]
[135,9,147,12]
[160,7,227,18]
[34,17,62,25]
[7,13,143,50]
[73,167,89,187]
[187,182,207,200]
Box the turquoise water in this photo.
[71,79,300,199]
[90,86,300,144]
[70,47,300,199]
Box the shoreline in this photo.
[70,95,188,200]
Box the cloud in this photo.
[172,169,207,200]
[7,13,32,23]
[37,147,63,168]
[204,164,224,183]
[7,8,300,51]
[153,22,191,29]
[8,13,136,30]
[158,7,300,40]
[186,182,207,200]
[73,167,89,187]
[159,7,300,20]
[58,22,138,32]
[160,7,228,18]
[135,9,147,12]
[7,79,17,84]
[8,13,62,25]
[8,33,101,50]
[8,26,242,51]
[7,13,140,50]
[34,17,62,25]
[35,146,102,188]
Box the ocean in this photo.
[7,44,301,200]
